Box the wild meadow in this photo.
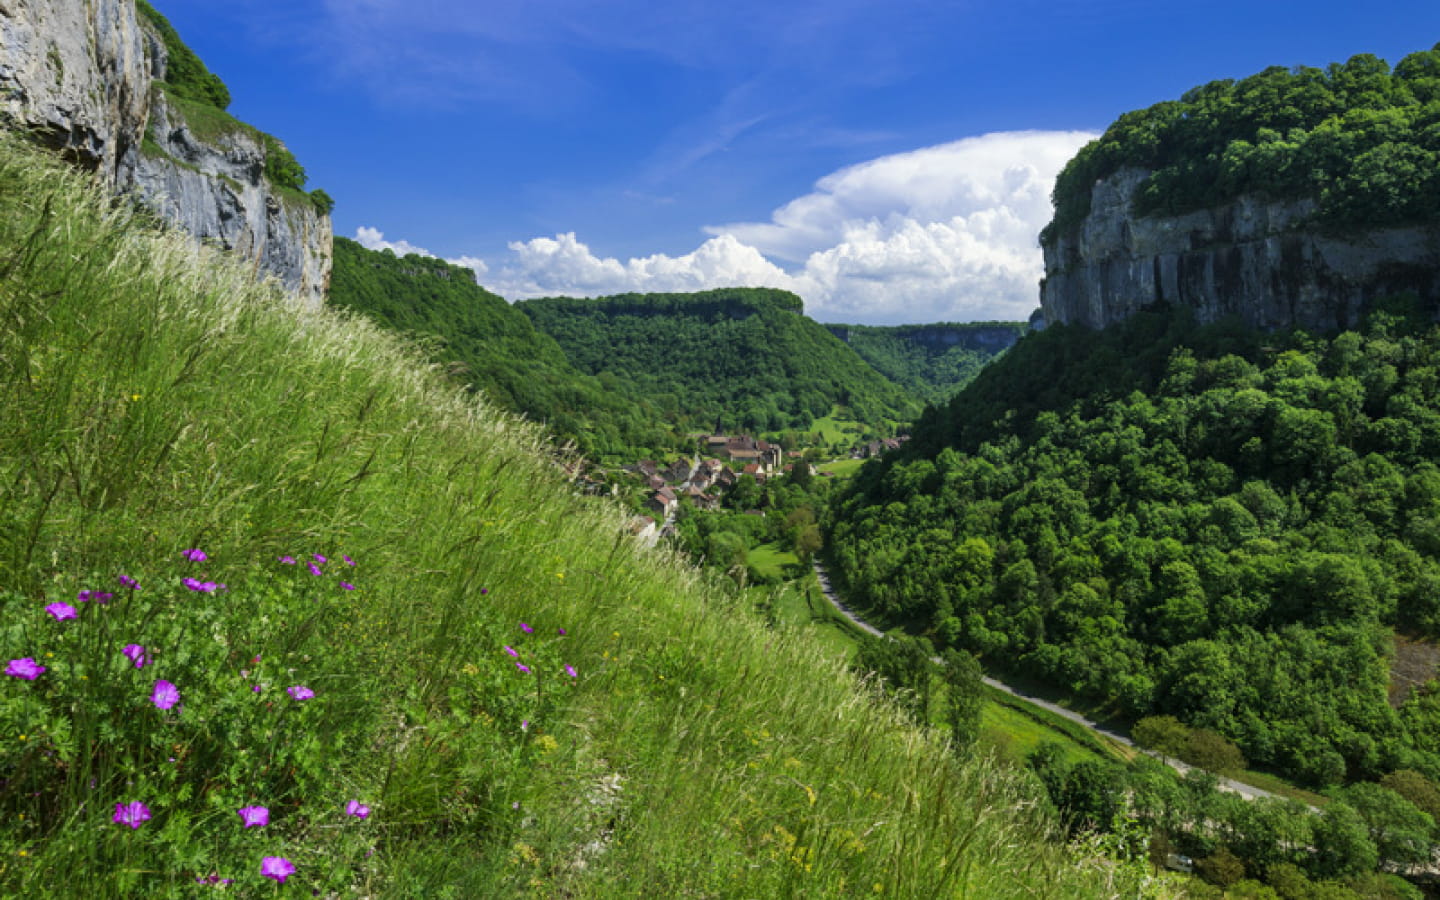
[0,136,1162,897]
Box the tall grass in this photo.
[0,136,1172,897]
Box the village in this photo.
[618,432,908,544]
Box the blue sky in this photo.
[159,1,1440,323]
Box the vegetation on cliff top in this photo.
[519,289,921,435]
[0,133,1146,898]
[1044,43,1440,241]
[137,1,333,216]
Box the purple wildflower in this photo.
[45,602,77,621]
[287,685,315,701]
[237,805,269,828]
[307,562,323,577]
[278,556,296,565]
[122,644,148,668]
[77,590,113,603]
[113,801,151,829]
[182,549,207,562]
[516,662,530,674]
[480,588,488,595]
[345,800,370,819]
[252,685,262,693]
[6,658,44,680]
[520,622,533,633]
[340,582,355,591]
[343,554,355,567]
[260,857,295,884]
[504,646,518,658]
[152,679,180,710]
[558,627,567,636]
[313,553,327,564]
[117,574,140,590]
[182,578,216,593]
[565,664,577,679]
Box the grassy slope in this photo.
[0,139,1147,896]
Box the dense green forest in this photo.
[328,238,681,459]
[519,289,921,433]
[1044,43,1440,240]
[829,302,1440,789]
[827,322,1025,404]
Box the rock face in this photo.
[0,0,330,303]
[1040,167,1440,332]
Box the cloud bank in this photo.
[358,130,1097,324]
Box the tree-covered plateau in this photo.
[517,289,920,434]
[829,301,1440,789]
[1044,44,1440,241]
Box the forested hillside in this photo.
[519,289,921,433]
[328,237,679,459]
[826,322,1025,404]
[830,302,1440,789]
[1044,43,1440,240]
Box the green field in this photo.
[816,457,866,479]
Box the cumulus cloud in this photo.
[353,227,489,275]
[364,130,1098,324]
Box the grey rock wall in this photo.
[0,0,330,304]
[1040,167,1440,332]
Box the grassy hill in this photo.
[0,137,1145,896]
[519,290,922,435]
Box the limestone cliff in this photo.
[1040,167,1440,333]
[0,0,331,303]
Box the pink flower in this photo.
[504,646,518,658]
[340,582,356,591]
[6,658,44,680]
[308,562,323,577]
[343,555,355,567]
[46,602,77,621]
[278,556,296,565]
[557,627,567,636]
[113,800,151,828]
[520,622,533,633]
[117,574,140,590]
[237,805,269,828]
[122,644,148,668]
[565,664,577,679]
[260,856,295,883]
[182,578,216,593]
[345,799,370,819]
[182,549,207,562]
[152,679,180,710]
[77,590,113,603]
[516,662,530,674]
[287,685,315,701]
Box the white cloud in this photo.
[352,227,489,276]
[495,232,793,298]
[354,226,435,259]
[361,130,1099,324]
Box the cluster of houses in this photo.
[627,434,807,521]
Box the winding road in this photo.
[811,562,1287,804]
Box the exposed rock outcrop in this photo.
[1040,167,1440,332]
[0,0,330,303]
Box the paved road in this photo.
[811,562,1285,804]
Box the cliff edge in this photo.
[0,0,331,303]
[1040,167,1440,333]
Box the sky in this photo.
[158,1,1440,324]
